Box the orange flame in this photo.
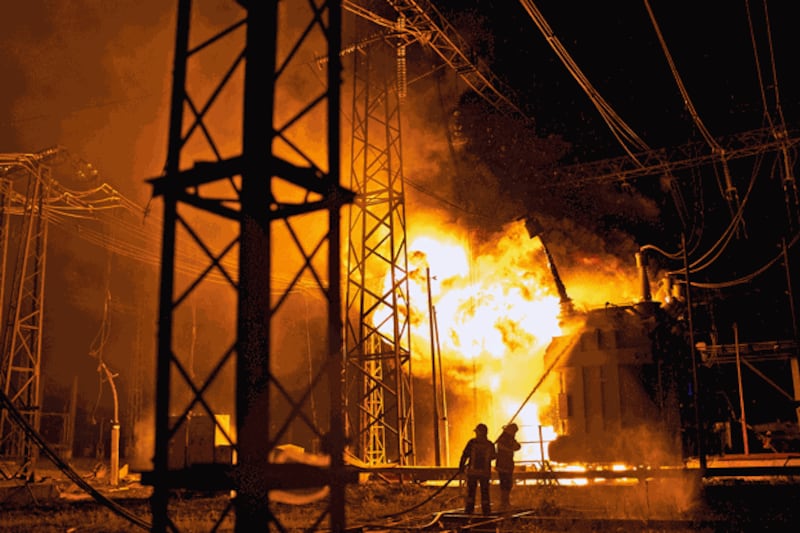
[372,216,641,466]
[400,219,564,464]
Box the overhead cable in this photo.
[644,0,745,237]
[683,154,761,274]
[645,150,761,274]
[686,231,799,290]
[2,151,321,293]
[745,0,787,133]
[745,0,778,134]
[745,0,798,229]
[518,0,651,162]
[643,0,718,151]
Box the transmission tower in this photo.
[144,2,352,531]
[0,176,10,347]
[344,36,415,466]
[340,0,533,468]
[0,153,51,479]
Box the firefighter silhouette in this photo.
[458,423,497,515]
[495,423,521,509]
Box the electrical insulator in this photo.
[636,251,652,303]
[396,45,407,101]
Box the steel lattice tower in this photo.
[145,1,352,531]
[344,39,415,466]
[0,155,50,479]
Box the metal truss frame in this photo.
[0,156,50,479]
[146,1,351,531]
[547,127,800,187]
[344,40,414,466]
[385,0,530,123]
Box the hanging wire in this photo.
[644,0,746,238]
[644,0,717,150]
[4,149,324,294]
[694,170,759,272]
[754,0,787,129]
[644,148,792,283]
[89,240,114,427]
[663,153,760,276]
[745,0,798,229]
[689,231,799,290]
[641,153,759,270]
[745,0,777,134]
[518,0,651,164]
[644,0,791,274]
[518,0,702,242]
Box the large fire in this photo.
[379,216,641,467]
[385,218,565,466]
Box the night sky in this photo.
[454,1,800,155]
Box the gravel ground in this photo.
[2,460,799,532]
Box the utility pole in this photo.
[426,267,441,465]
[682,233,706,470]
[434,307,450,465]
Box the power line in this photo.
[3,149,321,293]
[518,0,650,162]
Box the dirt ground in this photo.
[2,459,799,532]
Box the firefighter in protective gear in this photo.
[495,423,521,510]
[458,423,496,515]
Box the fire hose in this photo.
[376,467,463,519]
